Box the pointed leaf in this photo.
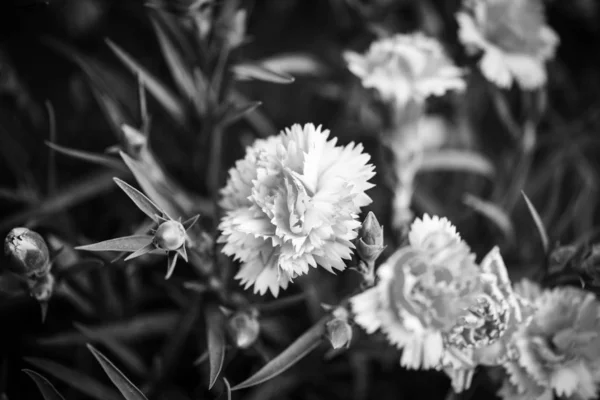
[206,304,226,389]
[231,317,327,391]
[165,252,179,279]
[114,177,163,222]
[24,357,121,400]
[46,142,128,172]
[182,214,200,231]
[76,236,153,253]
[223,378,232,400]
[106,39,186,125]
[258,53,328,77]
[419,150,495,178]
[221,101,262,127]
[87,344,148,400]
[124,243,156,261]
[522,192,550,254]
[463,194,515,241]
[23,369,66,400]
[177,246,188,262]
[40,301,49,323]
[231,62,295,84]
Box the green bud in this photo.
[326,308,353,350]
[154,220,186,251]
[356,212,385,263]
[227,310,260,349]
[4,227,51,278]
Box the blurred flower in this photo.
[499,280,600,400]
[351,215,527,376]
[456,0,559,89]
[326,307,353,350]
[344,33,465,107]
[4,227,51,278]
[219,123,375,296]
[227,309,260,349]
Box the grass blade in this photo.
[106,39,186,125]
[221,101,262,127]
[231,62,295,84]
[231,317,327,391]
[522,191,550,254]
[114,177,163,222]
[24,357,121,400]
[463,194,515,241]
[418,150,495,178]
[46,142,128,172]
[206,304,226,389]
[23,369,66,400]
[76,235,153,253]
[87,344,148,400]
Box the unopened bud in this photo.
[4,227,51,278]
[227,310,260,349]
[326,308,353,350]
[28,273,55,303]
[356,212,385,263]
[154,221,186,251]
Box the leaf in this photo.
[23,369,66,400]
[46,142,128,172]
[124,243,156,261]
[418,150,495,178]
[75,235,153,253]
[87,344,148,400]
[231,62,295,84]
[114,177,163,222]
[463,194,515,241]
[231,317,327,391]
[223,378,232,400]
[206,304,226,389]
[221,101,262,127]
[522,191,550,254]
[182,214,200,231]
[258,53,328,77]
[24,357,121,400]
[165,252,179,279]
[106,39,186,125]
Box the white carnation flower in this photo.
[218,123,375,297]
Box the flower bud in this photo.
[326,308,353,350]
[356,212,385,263]
[28,273,55,303]
[227,310,260,349]
[154,221,186,251]
[4,227,51,278]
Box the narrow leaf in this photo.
[23,369,66,400]
[231,63,295,84]
[165,252,179,279]
[114,177,163,222]
[221,101,262,127]
[24,357,121,400]
[418,150,495,178]
[124,243,156,261]
[223,378,232,400]
[258,53,328,77]
[206,304,226,389]
[177,246,188,262]
[231,317,327,390]
[522,192,550,254]
[463,194,515,241]
[87,344,148,400]
[46,142,127,172]
[76,235,153,253]
[182,214,200,231]
[106,39,186,125]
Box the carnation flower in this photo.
[499,280,600,400]
[344,33,465,107]
[456,0,559,89]
[218,123,375,297]
[351,214,526,378]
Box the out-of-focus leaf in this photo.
[223,378,232,400]
[230,90,276,137]
[36,312,178,346]
[24,357,121,400]
[231,62,295,84]
[231,317,327,391]
[522,192,550,254]
[463,194,515,241]
[75,236,153,253]
[418,150,495,178]
[75,324,148,377]
[87,344,148,400]
[206,304,226,389]
[221,101,262,127]
[114,177,164,222]
[106,39,186,125]
[23,369,66,400]
[46,142,128,172]
[258,53,328,77]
